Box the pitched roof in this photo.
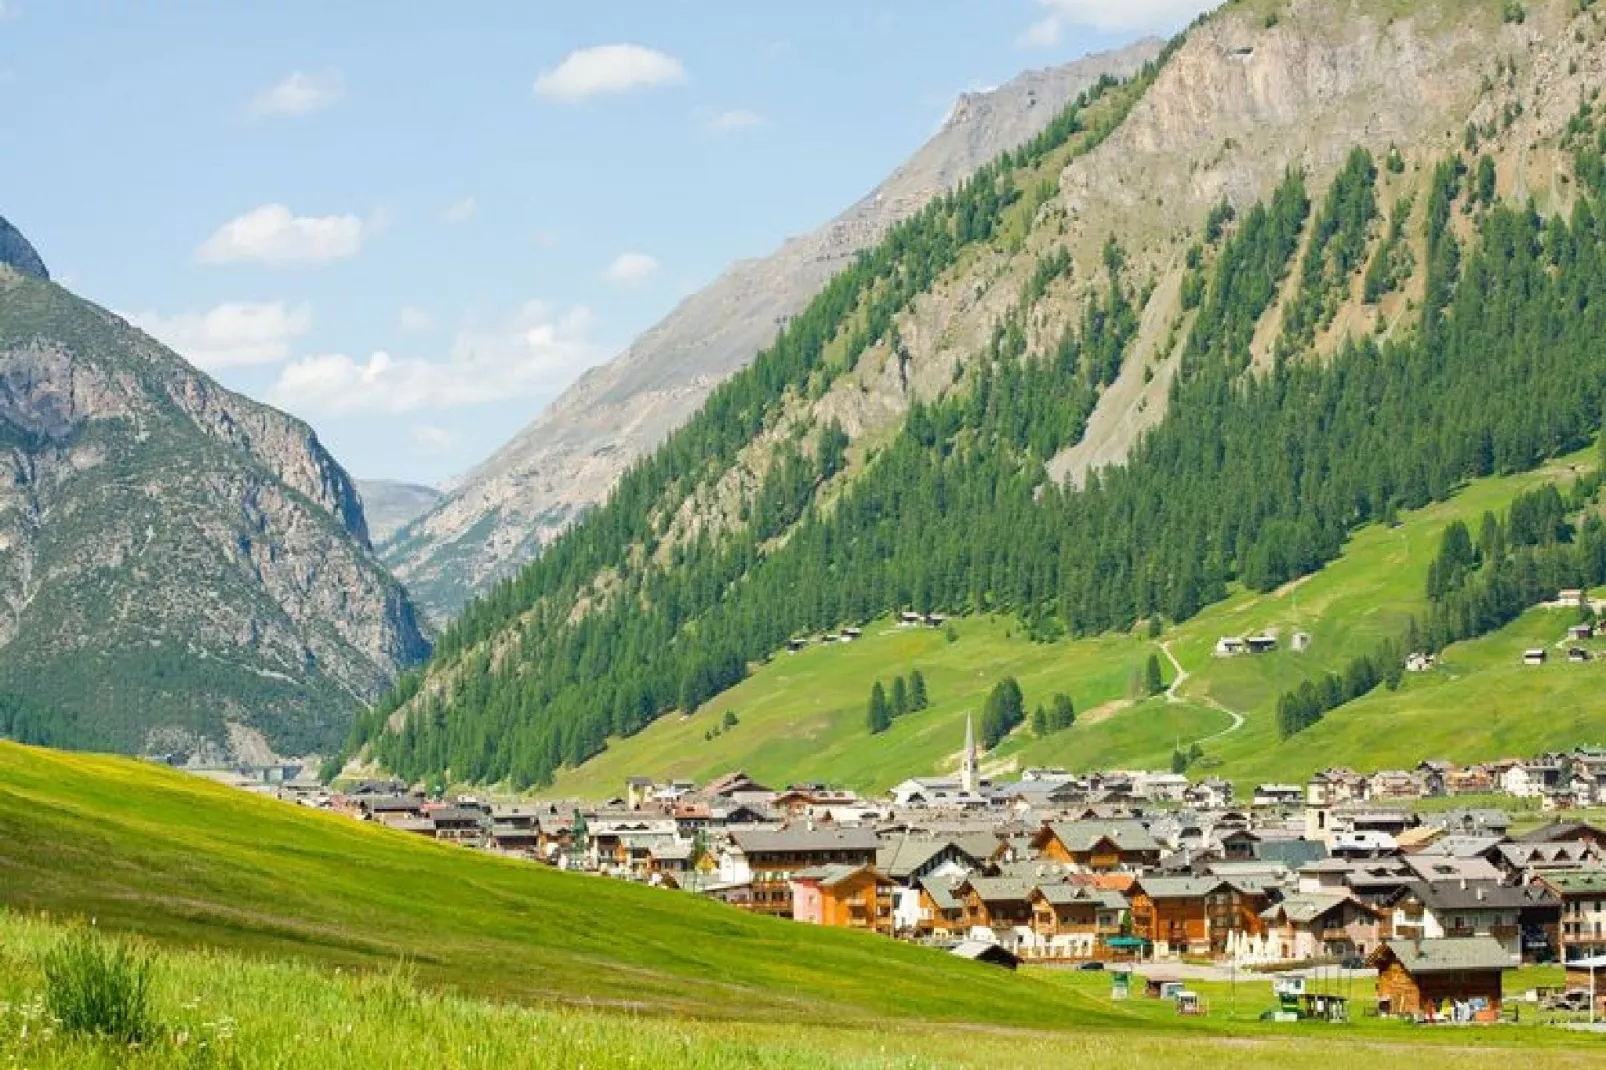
[1515,821,1606,844]
[1543,869,1606,894]
[1262,893,1358,924]
[1399,880,1552,912]
[1039,819,1160,854]
[876,837,970,879]
[920,876,965,911]
[1376,937,1515,974]
[730,827,879,854]
[964,877,1035,903]
[791,863,891,887]
[1132,877,1227,900]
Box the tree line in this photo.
[350,135,1606,791]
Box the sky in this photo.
[2,1,1215,486]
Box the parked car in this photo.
[1076,961,1105,971]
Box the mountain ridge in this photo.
[383,39,1166,619]
[0,266,430,759]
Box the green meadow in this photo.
[0,755,1602,1068]
[550,452,1606,798]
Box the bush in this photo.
[42,927,155,1044]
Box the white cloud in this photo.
[707,109,764,135]
[1021,0,1216,43]
[197,204,364,266]
[604,251,658,284]
[534,44,685,102]
[399,305,434,332]
[249,70,343,118]
[269,303,601,415]
[442,196,477,223]
[411,425,455,454]
[130,301,311,370]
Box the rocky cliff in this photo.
[0,216,48,281]
[358,479,444,543]
[382,39,1165,619]
[0,262,430,759]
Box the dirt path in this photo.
[1160,640,1246,745]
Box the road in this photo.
[1160,640,1246,745]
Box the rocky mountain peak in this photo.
[0,215,49,281]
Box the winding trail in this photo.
[1160,640,1246,745]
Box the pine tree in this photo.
[866,681,891,735]
[1031,705,1048,736]
[909,669,929,711]
[1051,693,1076,730]
[891,676,910,717]
[1145,653,1165,695]
[1171,748,1189,774]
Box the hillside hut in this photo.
[1368,938,1514,1021]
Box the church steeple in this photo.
[960,713,978,795]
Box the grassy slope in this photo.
[552,451,1606,797]
[1,914,1598,1069]
[0,740,1147,1030]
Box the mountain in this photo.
[347,0,1606,792]
[0,215,48,281]
[382,39,1165,619]
[0,259,430,760]
[357,479,443,543]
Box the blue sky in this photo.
[2,1,1211,485]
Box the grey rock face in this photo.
[383,40,1165,619]
[357,480,444,544]
[0,269,429,758]
[0,216,47,281]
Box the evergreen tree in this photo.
[909,670,929,711]
[1051,693,1076,730]
[1032,705,1049,736]
[980,677,1025,748]
[891,676,910,717]
[866,681,891,735]
[1145,654,1165,695]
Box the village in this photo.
[204,716,1606,1026]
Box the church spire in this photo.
[960,713,978,795]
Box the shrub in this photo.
[42,927,155,1044]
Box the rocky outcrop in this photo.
[357,480,443,544]
[382,40,1165,619]
[0,267,430,758]
[0,216,47,281]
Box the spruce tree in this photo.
[891,676,910,717]
[866,681,891,735]
[1145,654,1165,695]
[1051,693,1076,730]
[909,669,929,711]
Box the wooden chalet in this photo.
[789,864,895,934]
[1029,820,1161,871]
[1369,937,1515,1021]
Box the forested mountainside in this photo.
[381,40,1164,620]
[345,0,1606,790]
[0,261,430,760]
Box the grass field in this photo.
[3,742,1603,1066]
[0,741,1125,1028]
[547,452,1606,798]
[3,914,1602,1069]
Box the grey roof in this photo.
[950,940,1019,966]
[1418,835,1505,859]
[729,827,879,854]
[1515,821,1606,844]
[1399,880,1554,912]
[1378,937,1515,974]
[1033,883,1096,906]
[1262,893,1359,924]
[1132,877,1228,900]
[1041,819,1160,854]
[920,876,965,912]
[1254,838,1329,870]
[964,877,1034,903]
[1496,842,1597,867]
